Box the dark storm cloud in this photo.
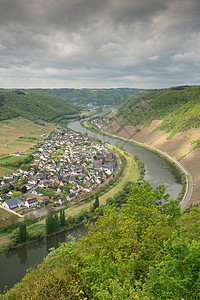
[0,0,200,88]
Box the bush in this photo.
[28,229,45,241]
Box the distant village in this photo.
[0,129,120,218]
[90,117,111,129]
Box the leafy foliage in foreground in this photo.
[0,90,80,122]
[3,182,200,300]
[115,85,200,138]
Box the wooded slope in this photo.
[0,90,80,122]
[21,88,141,106]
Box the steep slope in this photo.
[114,85,200,137]
[0,90,80,122]
[105,85,200,207]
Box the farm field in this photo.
[0,166,14,178]
[0,117,56,176]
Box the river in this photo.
[0,107,182,292]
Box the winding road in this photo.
[102,131,193,212]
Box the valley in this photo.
[0,86,200,299]
[102,86,200,208]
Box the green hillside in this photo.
[21,88,141,106]
[115,85,200,138]
[3,182,200,299]
[0,90,80,122]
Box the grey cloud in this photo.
[0,0,200,88]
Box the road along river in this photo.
[0,109,183,292]
[68,117,182,200]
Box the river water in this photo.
[0,108,182,292]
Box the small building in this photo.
[104,151,115,160]
[41,198,49,205]
[2,197,23,210]
[67,193,76,202]
[32,187,42,196]
[24,198,38,208]
[3,173,14,180]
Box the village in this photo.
[90,117,111,129]
[0,129,120,218]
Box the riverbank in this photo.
[0,145,141,253]
[81,119,191,211]
[105,114,200,207]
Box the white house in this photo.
[24,198,38,208]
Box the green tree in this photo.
[3,181,186,299]
[46,214,60,234]
[145,237,200,300]
[46,215,52,235]
[11,191,22,198]
[0,186,10,194]
[53,214,59,232]
[122,181,180,220]
[59,211,66,227]
[91,194,99,212]
[78,202,172,298]
[46,203,55,213]
[19,224,27,243]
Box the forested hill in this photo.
[115,85,200,137]
[0,90,80,122]
[20,88,141,106]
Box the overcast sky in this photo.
[0,0,200,89]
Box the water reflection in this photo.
[28,239,46,251]
[18,246,27,265]
[46,232,66,252]
[0,224,88,292]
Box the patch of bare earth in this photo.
[104,118,123,134]
[135,127,200,205]
[181,148,200,207]
[108,118,200,206]
[0,236,9,248]
[137,129,199,160]
[116,120,161,140]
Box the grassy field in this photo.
[0,166,15,177]
[0,156,23,164]
[0,207,15,219]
